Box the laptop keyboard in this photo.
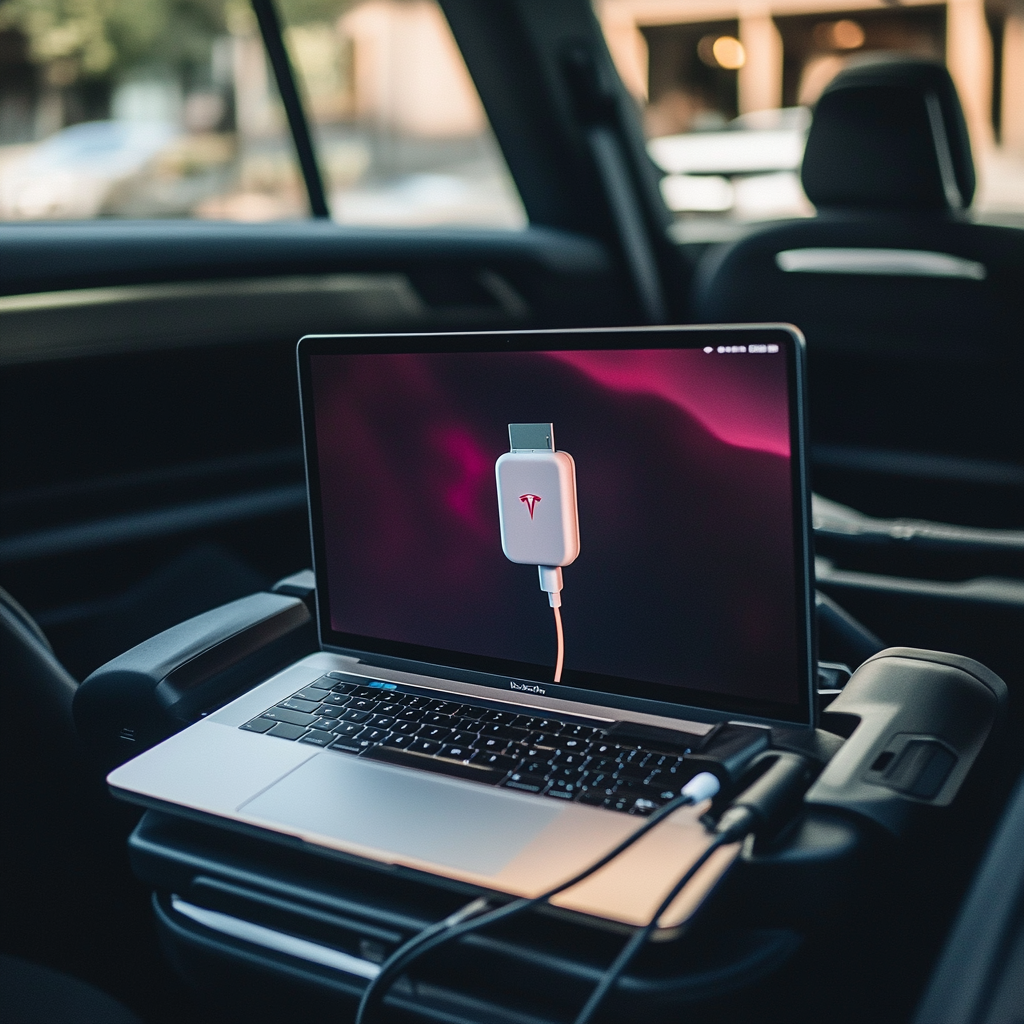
[239,672,702,815]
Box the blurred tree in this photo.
[0,0,229,83]
[277,0,356,25]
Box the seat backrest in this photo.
[692,58,1024,505]
[913,770,1024,1023]
[0,585,78,728]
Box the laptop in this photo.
[108,324,814,930]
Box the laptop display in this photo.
[299,328,813,726]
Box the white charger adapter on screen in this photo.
[495,423,580,682]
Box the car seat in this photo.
[913,768,1024,1023]
[691,58,1024,517]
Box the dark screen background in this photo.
[309,345,804,714]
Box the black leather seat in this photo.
[913,769,1024,1023]
[1,593,142,1022]
[692,58,1024,510]
[0,584,78,731]
[0,955,140,1024]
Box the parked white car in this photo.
[648,107,812,220]
[0,120,177,220]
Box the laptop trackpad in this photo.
[239,751,563,876]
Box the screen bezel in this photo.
[297,325,815,727]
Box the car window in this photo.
[595,0,1024,240]
[0,0,526,227]
[277,0,525,228]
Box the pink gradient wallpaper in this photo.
[310,346,804,714]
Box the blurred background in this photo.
[0,0,1021,232]
[598,0,1024,240]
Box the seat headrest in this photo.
[801,57,975,211]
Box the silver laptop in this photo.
[108,325,814,929]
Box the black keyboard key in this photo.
[547,779,578,799]
[456,706,485,720]
[317,705,343,719]
[392,720,421,735]
[363,745,505,783]
[423,712,455,727]
[603,792,634,813]
[522,746,556,761]
[420,725,452,742]
[449,730,479,745]
[577,789,609,806]
[339,709,370,723]
[351,687,380,698]
[476,753,518,774]
[319,693,351,707]
[481,710,514,725]
[397,707,425,722]
[387,733,414,749]
[531,719,562,732]
[408,739,439,756]
[563,724,599,740]
[559,737,591,752]
[432,702,461,715]
[333,721,363,737]
[550,751,588,769]
[529,733,560,750]
[474,736,509,754]
[240,718,275,733]
[621,749,654,768]
[330,737,364,753]
[262,708,317,727]
[588,757,616,774]
[309,717,339,731]
[504,776,543,793]
[479,724,517,740]
[331,682,357,694]
[300,731,335,747]
[400,696,430,709]
[293,687,331,702]
[308,676,335,690]
[439,745,476,763]
[279,698,321,715]
[267,723,308,740]
[591,742,620,757]
[630,798,661,816]
[368,715,397,729]
[356,727,390,744]
[346,698,379,712]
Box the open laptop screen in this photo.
[299,327,813,726]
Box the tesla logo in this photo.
[519,494,541,519]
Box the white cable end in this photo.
[681,772,721,804]
[538,565,563,606]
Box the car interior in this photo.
[1,0,1022,1022]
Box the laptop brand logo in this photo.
[519,493,542,519]
[510,680,546,695]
